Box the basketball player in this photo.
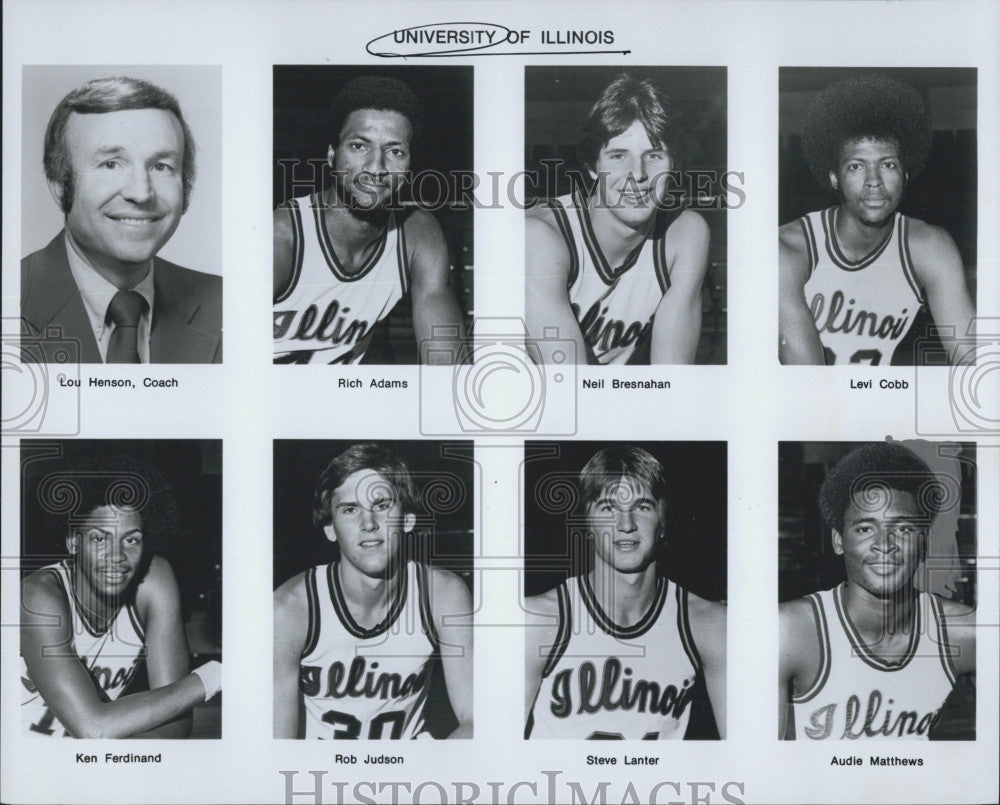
[779,442,976,740]
[273,444,473,738]
[526,73,710,365]
[524,446,726,739]
[273,76,465,364]
[779,74,976,365]
[20,459,222,738]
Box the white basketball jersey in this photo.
[790,585,956,740]
[300,560,437,739]
[800,207,924,365]
[548,190,678,364]
[273,194,410,364]
[21,561,145,737]
[527,575,701,739]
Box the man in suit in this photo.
[21,76,222,364]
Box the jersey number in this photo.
[588,730,660,740]
[824,347,883,365]
[321,709,407,739]
[30,707,57,735]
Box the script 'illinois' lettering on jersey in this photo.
[21,561,146,737]
[299,561,438,740]
[548,656,693,720]
[527,575,702,740]
[546,188,678,365]
[803,689,940,740]
[273,193,410,365]
[800,207,924,365]
[573,301,653,359]
[790,585,957,741]
[301,656,428,702]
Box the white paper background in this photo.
[2,1,998,804]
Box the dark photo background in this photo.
[272,439,475,737]
[20,439,222,738]
[779,67,977,364]
[525,67,728,364]
[273,65,474,363]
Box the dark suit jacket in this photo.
[21,233,222,364]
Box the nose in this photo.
[872,526,899,553]
[365,149,387,177]
[360,507,379,532]
[121,165,155,203]
[631,155,649,184]
[105,537,125,563]
[864,164,882,186]
[615,508,637,533]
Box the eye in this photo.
[882,161,897,170]
[387,148,408,159]
[99,159,119,170]
[372,499,393,512]
[347,142,367,152]
[644,151,666,162]
[88,530,107,543]
[151,162,176,173]
[339,505,358,516]
[123,534,143,546]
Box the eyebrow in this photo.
[595,496,657,507]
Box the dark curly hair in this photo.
[802,74,932,190]
[326,76,424,150]
[818,442,942,536]
[37,454,179,592]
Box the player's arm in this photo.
[131,556,192,738]
[778,598,822,739]
[523,590,560,729]
[273,573,309,738]
[778,222,825,364]
[405,210,466,364]
[21,567,214,739]
[687,594,726,738]
[274,207,296,303]
[939,598,976,678]
[908,221,976,365]
[525,212,591,364]
[428,567,474,738]
[651,210,710,364]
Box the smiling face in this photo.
[586,477,665,574]
[323,469,415,578]
[830,137,906,228]
[67,506,144,602]
[329,109,412,211]
[592,119,672,229]
[55,108,185,282]
[833,487,927,598]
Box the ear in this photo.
[323,524,337,544]
[47,177,66,210]
[403,512,416,534]
[831,528,844,556]
[828,170,839,191]
[65,529,79,555]
[327,144,337,169]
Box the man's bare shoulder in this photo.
[21,566,69,618]
[401,206,445,243]
[905,217,962,262]
[779,596,821,638]
[425,564,472,610]
[525,586,562,625]
[779,218,809,252]
[935,593,976,624]
[274,571,309,613]
[667,208,710,241]
[686,590,725,624]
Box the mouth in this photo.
[100,568,132,583]
[618,189,651,206]
[106,214,162,226]
[358,539,385,549]
[614,539,641,551]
